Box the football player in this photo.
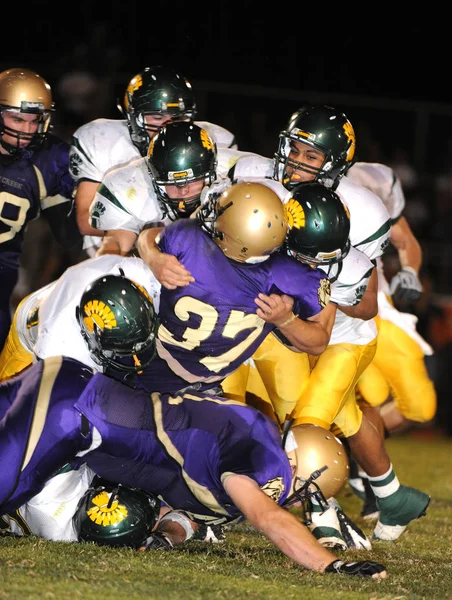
[134,181,337,396]
[90,122,250,257]
[347,162,437,433]
[69,66,237,256]
[0,354,387,579]
[346,161,437,516]
[219,106,430,543]
[0,255,161,381]
[0,67,82,350]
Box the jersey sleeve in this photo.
[327,246,374,306]
[89,159,162,234]
[271,255,331,318]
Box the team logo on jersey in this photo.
[69,152,82,178]
[284,198,305,229]
[343,122,356,162]
[87,491,128,526]
[200,128,214,151]
[90,201,106,229]
[318,277,331,308]
[82,300,117,333]
[380,237,390,253]
[354,284,367,304]
[260,477,285,502]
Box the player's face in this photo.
[165,180,204,199]
[144,114,189,140]
[1,110,40,153]
[165,180,205,215]
[285,140,325,184]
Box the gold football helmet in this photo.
[284,423,349,507]
[0,67,54,154]
[197,181,288,263]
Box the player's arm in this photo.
[96,230,138,257]
[391,216,422,272]
[223,474,386,578]
[74,181,105,237]
[255,293,336,355]
[388,216,423,302]
[137,227,194,289]
[338,267,378,320]
[224,474,335,571]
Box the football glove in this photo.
[336,506,372,550]
[140,532,174,551]
[325,560,387,579]
[389,267,422,303]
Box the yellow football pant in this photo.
[223,333,377,438]
[356,317,437,422]
[0,296,33,382]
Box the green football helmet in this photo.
[73,478,160,548]
[122,66,196,156]
[285,182,351,266]
[76,272,159,372]
[274,104,356,191]
[147,121,217,219]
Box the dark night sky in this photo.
[3,11,450,105]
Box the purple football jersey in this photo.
[146,219,330,387]
[0,357,292,524]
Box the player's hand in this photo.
[389,267,422,303]
[139,532,174,551]
[254,293,295,326]
[152,253,195,289]
[325,560,388,579]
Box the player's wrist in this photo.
[276,312,298,328]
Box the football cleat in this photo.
[372,485,430,541]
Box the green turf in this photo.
[1,431,451,600]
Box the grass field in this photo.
[1,430,452,600]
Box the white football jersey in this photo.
[33,255,161,370]
[89,157,170,234]
[69,118,238,186]
[324,246,378,345]
[1,464,95,542]
[347,162,431,354]
[347,162,405,221]
[69,118,238,252]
